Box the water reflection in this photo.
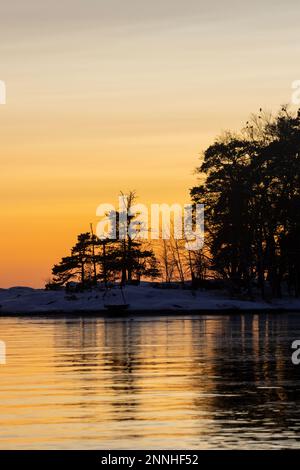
[0,314,300,449]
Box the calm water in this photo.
[0,313,300,449]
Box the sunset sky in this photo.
[1,0,300,287]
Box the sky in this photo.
[1,0,300,287]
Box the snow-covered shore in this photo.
[1,285,300,315]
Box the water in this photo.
[0,313,300,449]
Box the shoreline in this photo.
[1,285,300,317]
[1,307,300,317]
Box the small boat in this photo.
[103,286,130,311]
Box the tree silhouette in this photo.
[47,191,160,289]
[191,107,300,298]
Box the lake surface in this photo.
[0,313,300,449]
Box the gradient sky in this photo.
[1,0,300,287]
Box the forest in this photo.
[47,107,300,299]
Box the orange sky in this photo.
[1,1,300,287]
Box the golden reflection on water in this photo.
[0,314,300,449]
